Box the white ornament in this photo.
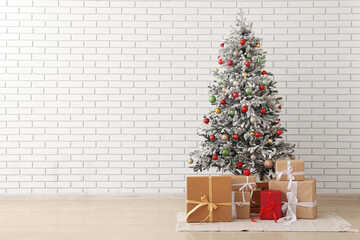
[251,154,256,161]
[250,116,257,124]
[233,81,239,86]
[233,49,239,56]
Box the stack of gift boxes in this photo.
[186,159,317,225]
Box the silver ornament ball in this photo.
[250,116,257,124]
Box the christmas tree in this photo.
[189,12,295,180]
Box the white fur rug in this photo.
[176,212,358,232]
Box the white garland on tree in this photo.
[189,12,295,180]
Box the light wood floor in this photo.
[0,196,359,240]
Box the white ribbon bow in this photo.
[276,159,304,190]
[232,176,257,203]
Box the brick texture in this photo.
[0,0,359,194]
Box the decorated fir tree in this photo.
[189,12,295,181]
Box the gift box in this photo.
[231,175,257,192]
[275,159,305,181]
[260,190,282,220]
[232,191,250,219]
[269,178,317,219]
[251,190,281,222]
[186,176,232,223]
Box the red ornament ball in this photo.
[227,60,233,66]
[243,169,250,176]
[262,70,267,75]
[240,40,246,45]
[241,106,248,113]
[274,119,280,124]
[232,92,239,98]
[244,61,250,67]
[259,84,265,90]
[276,130,282,135]
[260,108,266,114]
[218,55,221,59]
[209,135,215,140]
[212,154,218,160]
[237,162,243,168]
[233,134,239,140]
[278,106,282,109]
[218,59,223,65]
[220,43,224,47]
[204,118,209,124]
[255,132,261,138]
[221,99,226,105]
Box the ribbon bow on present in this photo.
[276,159,303,190]
[186,195,217,222]
[232,176,257,203]
[186,195,231,222]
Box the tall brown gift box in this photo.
[231,175,257,192]
[232,191,250,219]
[275,159,305,181]
[186,176,232,223]
[269,178,317,219]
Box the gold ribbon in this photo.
[186,176,232,222]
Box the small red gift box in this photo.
[260,190,281,220]
[252,190,281,222]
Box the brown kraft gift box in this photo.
[186,176,232,223]
[231,175,257,191]
[275,159,305,181]
[269,178,317,219]
[232,191,250,219]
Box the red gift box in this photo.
[251,190,282,222]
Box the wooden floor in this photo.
[0,196,358,240]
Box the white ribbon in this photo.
[276,160,304,190]
[231,176,257,203]
[278,181,317,226]
[232,191,250,219]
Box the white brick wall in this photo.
[0,0,359,195]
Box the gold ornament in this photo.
[256,43,261,48]
[242,72,247,78]
[233,49,239,56]
[188,158,194,164]
[290,155,296,160]
[264,159,273,168]
[221,134,228,141]
[222,87,226,93]
[250,131,255,136]
[250,154,256,161]
[214,68,219,73]
[215,108,221,114]
[268,139,273,144]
